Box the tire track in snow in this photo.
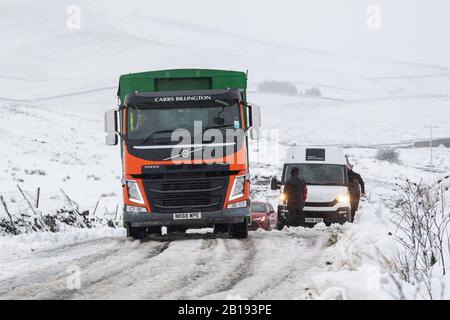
[59,237,219,299]
[160,238,223,299]
[61,241,171,299]
[64,241,171,300]
[0,239,125,299]
[250,231,330,299]
[206,238,256,295]
[121,239,221,299]
[0,229,337,299]
[0,238,169,299]
[165,238,257,299]
[204,229,330,299]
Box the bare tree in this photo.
[391,179,450,299]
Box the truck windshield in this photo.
[283,164,346,186]
[126,102,242,143]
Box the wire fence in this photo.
[0,185,121,236]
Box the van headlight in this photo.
[229,175,246,201]
[337,193,350,203]
[125,180,145,204]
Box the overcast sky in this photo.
[133,0,450,67]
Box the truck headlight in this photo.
[227,200,248,209]
[126,180,145,204]
[337,193,350,203]
[229,175,246,201]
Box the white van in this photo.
[271,146,351,226]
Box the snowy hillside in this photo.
[2,0,450,101]
[1,0,450,300]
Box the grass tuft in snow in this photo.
[375,148,400,164]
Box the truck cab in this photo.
[272,146,351,226]
[104,69,261,239]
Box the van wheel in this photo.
[230,218,248,239]
[126,223,145,240]
[276,220,285,230]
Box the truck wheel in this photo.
[230,218,248,239]
[126,224,145,240]
[213,224,229,234]
[146,227,161,236]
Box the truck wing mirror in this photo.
[248,104,262,140]
[271,177,281,190]
[105,109,118,146]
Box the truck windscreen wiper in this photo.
[139,129,177,145]
[202,124,235,131]
[214,99,230,106]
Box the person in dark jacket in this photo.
[346,163,366,222]
[284,167,308,227]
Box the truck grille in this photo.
[142,176,229,213]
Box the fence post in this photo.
[92,200,99,216]
[60,188,85,228]
[36,187,40,208]
[0,195,15,230]
[17,185,48,231]
[114,204,119,221]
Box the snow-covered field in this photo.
[1,0,450,300]
[1,90,449,299]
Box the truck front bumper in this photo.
[124,207,250,228]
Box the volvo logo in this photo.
[181,149,190,158]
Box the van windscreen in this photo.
[283,164,347,186]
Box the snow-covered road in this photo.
[0,226,341,299]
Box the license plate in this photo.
[173,212,202,220]
[305,217,323,223]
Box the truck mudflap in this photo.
[124,207,250,228]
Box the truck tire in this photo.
[126,223,145,240]
[213,224,229,234]
[230,218,248,239]
[146,226,161,236]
